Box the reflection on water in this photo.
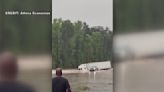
[53,70,113,92]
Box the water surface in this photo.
[53,70,113,92]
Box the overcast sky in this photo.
[52,0,113,30]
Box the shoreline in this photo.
[52,69,88,74]
[52,69,113,74]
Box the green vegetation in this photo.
[52,19,112,68]
[115,0,164,34]
[0,0,51,54]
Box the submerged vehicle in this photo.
[78,61,111,71]
[89,66,98,72]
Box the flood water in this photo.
[53,70,113,92]
[15,56,112,92]
[18,70,112,92]
[115,58,164,92]
[19,70,51,92]
[17,56,51,92]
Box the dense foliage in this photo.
[114,0,164,34]
[0,0,51,53]
[52,19,112,68]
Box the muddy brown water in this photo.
[14,56,112,92]
[53,70,113,92]
[115,59,164,92]
[19,70,51,92]
[17,56,51,92]
[18,70,113,92]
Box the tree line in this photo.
[52,19,112,69]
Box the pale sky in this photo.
[52,0,113,30]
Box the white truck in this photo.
[78,61,111,71]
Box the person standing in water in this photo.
[52,68,71,92]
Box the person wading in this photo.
[0,52,35,92]
[52,68,71,92]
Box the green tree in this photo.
[52,19,112,69]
